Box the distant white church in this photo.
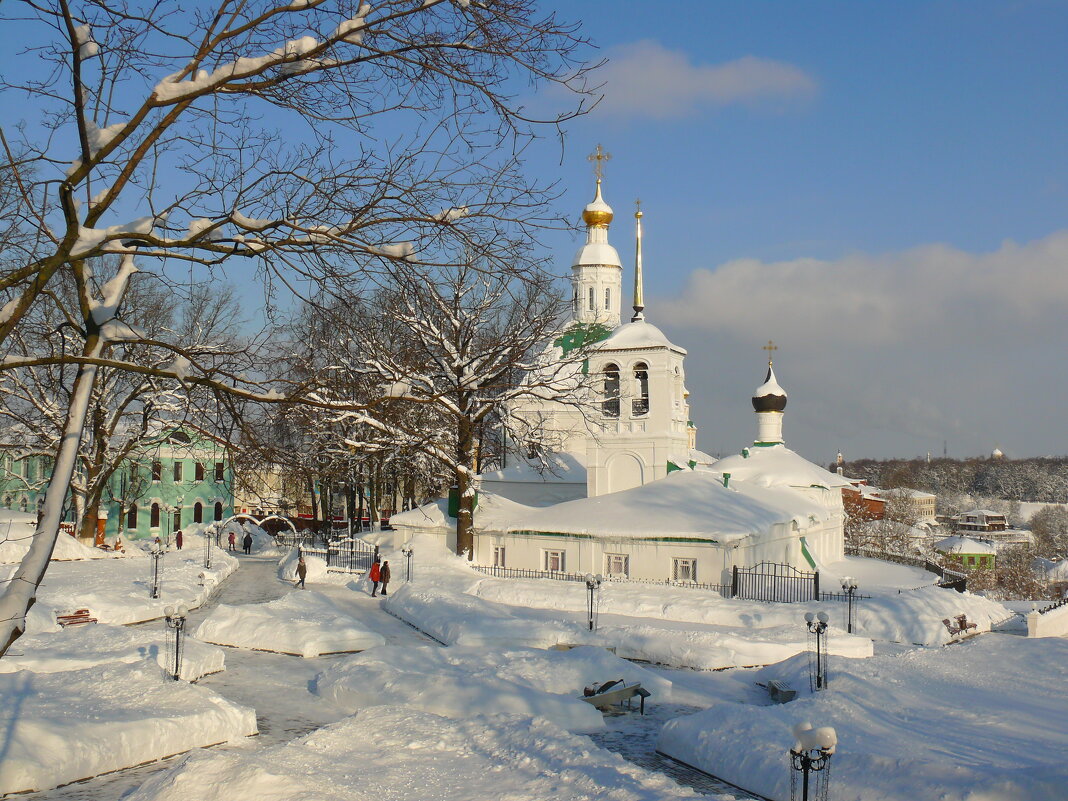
[392,158,848,584]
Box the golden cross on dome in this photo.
[635,197,642,217]
[588,143,611,181]
[763,339,778,366]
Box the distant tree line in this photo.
[838,457,1068,506]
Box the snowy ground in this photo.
[0,511,130,563]
[0,622,226,681]
[0,661,256,797]
[657,636,1068,801]
[126,708,726,801]
[0,529,238,634]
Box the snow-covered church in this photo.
[392,164,849,584]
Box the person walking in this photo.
[379,560,391,596]
[175,529,183,550]
[228,531,236,551]
[242,531,253,554]
[369,560,381,597]
[296,555,308,589]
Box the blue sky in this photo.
[2,1,1066,463]
[527,1,1068,462]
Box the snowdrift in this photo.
[0,623,226,681]
[0,512,126,563]
[125,707,711,801]
[657,636,1068,801]
[194,590,385,656]
[314,645,669,733]
[0,661,256,796]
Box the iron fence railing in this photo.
[732,561,819,602]
[470,564,731,595]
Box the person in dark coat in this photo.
[369,560,381,597]
[175,530,183,550]
[242,531,253,554]
[379,560,391,596]
[296,556,308,588]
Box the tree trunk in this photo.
[455,416,476,560]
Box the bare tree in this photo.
[0,0,595,656]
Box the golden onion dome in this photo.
[582,179,614,227]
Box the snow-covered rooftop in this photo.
[571,240,621,268]
[479,451,586,484]
[712,444,853,490]
[934,535,997,555]
[495,469,823,542]
[389,492,537,533]
[597,320,683,353]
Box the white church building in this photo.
[391,162,847,585]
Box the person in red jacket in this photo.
[175,530,183,550]
[369,560,381,597]
[379,560,391,596]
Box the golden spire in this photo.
[632,198,645,322]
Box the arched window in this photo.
[214,501,224,521]
[587,286,595,311]
[604,287,611,310]
[633,362,649,416]
[572,287,578,313]
[127,503,138,530]
[602,363,620,418]
[173,508,182,530]
[150,503,160,528]
[193,502,203,523]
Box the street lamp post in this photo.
[401,544,414,582]
[204,523,214,569]
[789,722,837,801]
[584,573,603,631]
[163,604,189,681]
[805,611,830,691]
[150,538,163,599]
[840,577,858,634]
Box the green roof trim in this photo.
[554,322,612,357]
[666,460,683,474]
[507,530,722,545]
[799,536,817,569]
[752,441,781,448]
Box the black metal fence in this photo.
[326,538,378,573]
[732,561,819,602]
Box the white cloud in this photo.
[654,231,1068,459]
[592,40,817,119]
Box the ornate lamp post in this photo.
[805,611,830,690]
[150,538,164,599]
[584,573,603,631]
[163,604,189,681]
[401,544,414,582]
[840,577,858,634]
[789,722,837,801]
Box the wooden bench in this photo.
[580,680,651,715]
[758,679,797,704]
[55,608,98,627]
[943,614,978,637]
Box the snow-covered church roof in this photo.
[711,444,853,491]
[498,469,825,543]
[479,451,586,484]
[597,320,684,353]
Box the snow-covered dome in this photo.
[713,443,852,491]
[598,320,683,352]
[752,365,787,413]
[572,241,622,268]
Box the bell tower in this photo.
[572,144,622,328]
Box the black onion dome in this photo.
[752,366,788,412]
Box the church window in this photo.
[150,503,161,528]
[194,502,203,523]
[493,546,506,567]
[543,549,566,572]
[127,503,138,530]
[602,364,620,418]
[673,558,697,582]
[573,287,578,313]
[633,363,650,416]
[605,553,629,577]
[587,286,595,311]
[604,287,611,310]
[214,501,224,521]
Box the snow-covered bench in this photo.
[759,679,797,704]
[943,614,978,638]
[580,679,651,715]
[55,608,98,627]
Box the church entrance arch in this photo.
[606,453,645,494]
